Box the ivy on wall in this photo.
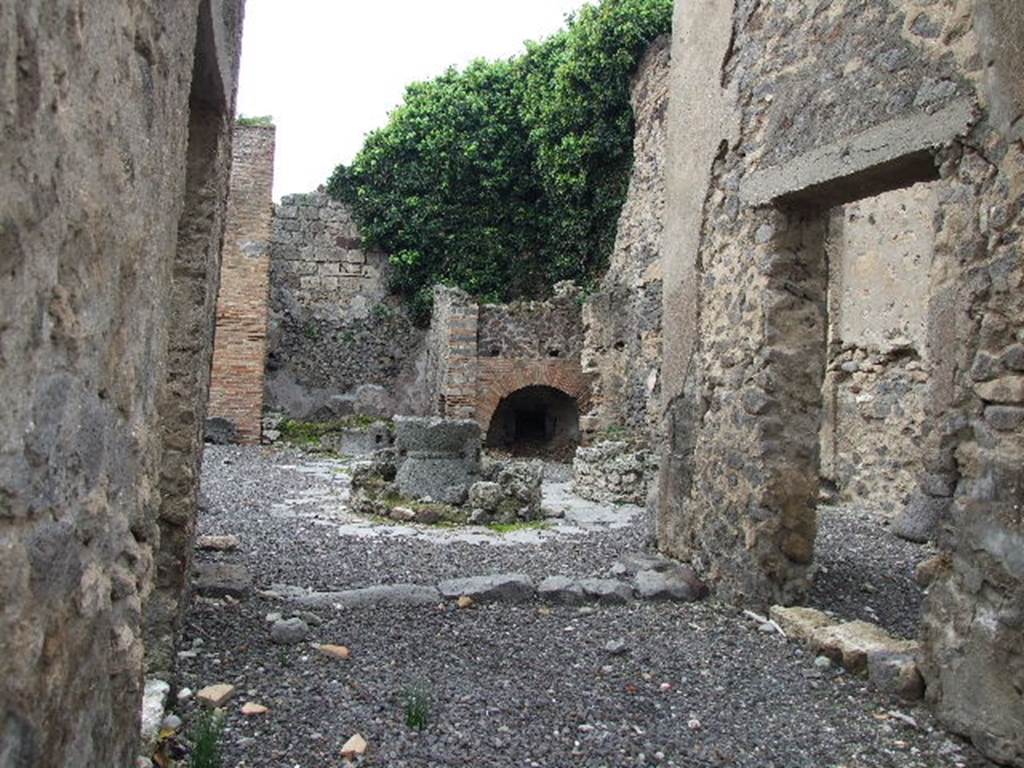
[327,0,672,323]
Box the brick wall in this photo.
[425,286,480,419]
[425,283,591,433]
[208,124,276,443]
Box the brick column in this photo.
[208,124,276,443]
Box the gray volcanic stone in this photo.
[294,585,441,609]
[394,417,481,504]
[614,551,678,576]
[578,578,633,605]
[868,649,925,701]
[204,417,238,445]
[438,574,534,603]
[634,566,707,602]
[538,576,586,605]
[893,492,947,543]
[193,563,252,600]
[270,618,309,645]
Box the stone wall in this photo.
[659,0,1023,764]
[0,2,243,766]
[819,183,937,513]
[265,191,427,420]
[581,37,669,445]
[207,123,276,444]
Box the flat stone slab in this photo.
[613,551,678,576]
[769,605,833,644]
[296,584,441,609]
[633,566,707,602]
[438,574,534,603]
[578,578,632,605]
[193,563,252,599]
[811,621,917,674]
[538,576,586,605]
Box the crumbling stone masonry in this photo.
[581,36,670,447]
[265,191,427,421]
[207,123,277,444]
[0,1,244,766]
[351,417,544,525]
[659,0,1022,763]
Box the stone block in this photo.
[204,417,238,445]
[193,563,252,600]
[437,574,534,603]
[578,578,633,605]
[394,417,481,504]
[633,566,707,602]
[893,491,948,543]
[538,576,587,605]
[811,621,916,675]
[139,679,170,753]
[985,405,1024,432]
[768,605,834,644]
[975,376,1024,404]
[867,648,925,700]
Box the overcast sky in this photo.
[236,1,590,201]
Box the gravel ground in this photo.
[177,445,992,768]
[810,505,934,639]
[197,446,647,590]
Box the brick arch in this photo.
[475,358,592,433]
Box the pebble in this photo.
[604,638,629,656]
[196,683,235,708]
[315,643,352,660]
[176,687,193,702]
[341,733,368,758]
[161,714,182,731]
[815,655,833,670]
[270,618,310,645]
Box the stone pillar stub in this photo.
[394,417,481,505]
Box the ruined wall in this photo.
[425,285,481,420]
[581,37,669,445]
[425,284,591,434]
[0,1,244,765]
[265,191,427,421]
[207,124,276,444]
[475,285,589,433]
[820,183,937,513]
[660,0,1023,763]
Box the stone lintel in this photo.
[740,99,975,208]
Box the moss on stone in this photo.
[278,415,392,446]
[487,520,550,534]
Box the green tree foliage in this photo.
[328,0,672,323]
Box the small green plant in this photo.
[189,709,225,768]
[236,114,274,127]
[404,683,431,731]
